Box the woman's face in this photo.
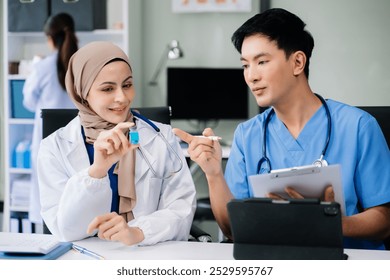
[86,60,135,124]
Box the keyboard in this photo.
[0,232,61,254]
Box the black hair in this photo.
[231,8,314,78]
[44,13,78,89]
[105,58,132,70]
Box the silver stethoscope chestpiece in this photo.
[313,155,328,167]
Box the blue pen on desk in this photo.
[72,244,105,260]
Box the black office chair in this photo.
[358,106,390,148]
[358,106,390,250]
[41,106,174,140]
[40,106,212,242]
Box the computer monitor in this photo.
[167,67,248,120]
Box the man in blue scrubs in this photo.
[174,8,390,250]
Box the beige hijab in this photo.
[65,41,135,222]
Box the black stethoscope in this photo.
[131,110,183,179]
[257,94,332,174]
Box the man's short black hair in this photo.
[231,8,314,78]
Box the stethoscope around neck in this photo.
[130,109,183,179]
[257,94,332,174]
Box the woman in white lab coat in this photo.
[37,41,196,246]
[23,13,78,225]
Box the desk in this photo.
[59,238,390,260]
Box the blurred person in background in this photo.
[23,12,78,229]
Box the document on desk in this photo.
[249,164,346,215]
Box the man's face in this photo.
[240,34,297,108]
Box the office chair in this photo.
[358,106,390,148]
[40,107,212,242]
[358,106,390,250]
[41,106,174,140]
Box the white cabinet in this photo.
[2,0,129,232]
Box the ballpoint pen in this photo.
[72,244,105,260]
[195,135,222,141]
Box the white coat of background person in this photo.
[22,13,78,226]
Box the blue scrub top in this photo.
[225,99,390,250]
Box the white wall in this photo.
[141,1,259,100]
[272,0,390,106]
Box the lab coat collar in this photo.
[58,117,90,173]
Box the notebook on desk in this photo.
[227,198,346,260]
[0,232,72,260]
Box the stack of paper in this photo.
[10,176,30,208]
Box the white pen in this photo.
[195,135,222,141]
[72,244,105,260]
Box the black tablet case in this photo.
[227,198,344,260]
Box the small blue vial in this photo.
[129,128,139,145]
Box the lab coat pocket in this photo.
[143,177,163,212]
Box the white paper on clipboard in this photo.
[248,164,346,215]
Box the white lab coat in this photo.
[37,116,196,245]
[23,51,75,224]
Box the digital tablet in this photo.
[227,198,345,260]
[248,164,346,215]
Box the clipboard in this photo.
[248,164,346,215]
